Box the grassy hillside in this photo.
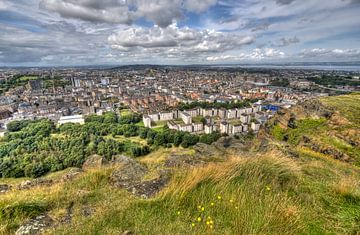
[269,93,360,166]
[1,150,359,234]
[1,94,360,234]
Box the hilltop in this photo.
[0,94,359,235]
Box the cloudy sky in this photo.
[0,0,360,66]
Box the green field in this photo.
[18,76,38,81]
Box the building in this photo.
[192,123,204,132]
[218,108,227,119]
[251,122,261,132]
[186,108,199,117]
[179,124,193,132]
[240,114,250,124]
[148,113,160,122]
[159,112,174,121]
[180,112,192,125]
[242,124,249,132]
[167,120,179,130]
[201,108,217,117]
[58,115,85,125]
[143,115,152,128]
[231,124,243,135]
[227,109,237,119]
[220,121,229,134]
[204,124,217,134]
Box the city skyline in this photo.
[1,0,360,66]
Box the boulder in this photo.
[110,156,170,198]
[82,155,108,169]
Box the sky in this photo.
[0,0,360,66]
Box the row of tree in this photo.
[177,99,258,111]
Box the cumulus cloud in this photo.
[206,48,286,62]
[130,0,183,28]
[40,0,218,27]
[108,24,255,54]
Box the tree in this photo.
[181,134,199,148]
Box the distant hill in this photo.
[0,94,359,234]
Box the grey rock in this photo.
[82,154,109,169]
[15,214,53,235]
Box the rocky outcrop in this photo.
[61,168,83,182]
[82,155,109,169]
[109,155,170,198]
[15,214,53,235]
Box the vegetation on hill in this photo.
[269,93,360,166]
[0,112,220,178]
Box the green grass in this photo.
[1,151,359,235]
[18,76,38,82]
[105,135,148,146]
[320,93,360,126]
[120,109,132,117]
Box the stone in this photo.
[15,214,53,235]
[0,184,11,194]
[82,155,108,169]
[110,156,170,198]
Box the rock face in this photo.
[109,155,170,198]
[82,155,108,169]
[15,214,53,235]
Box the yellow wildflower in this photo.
[210,202,215,206]
[217,195,222,200]
[191,223,195,227]
[210,225,214,229]
[177,211,181,215]
[210,220,214,224]
[197,217,202,222]
[230,199,234,203]
[266,185,271,191]
[201,207,205,211]
[206,221,210,225]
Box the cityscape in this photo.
[0,0,360,235]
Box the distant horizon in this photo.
[1,61,360,71]
[1,0,360,66]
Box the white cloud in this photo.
[206,48,286,62]
[299,48,360,59]
[40,0,218,27]
[184,0,217,13]
[108,24,255,54]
